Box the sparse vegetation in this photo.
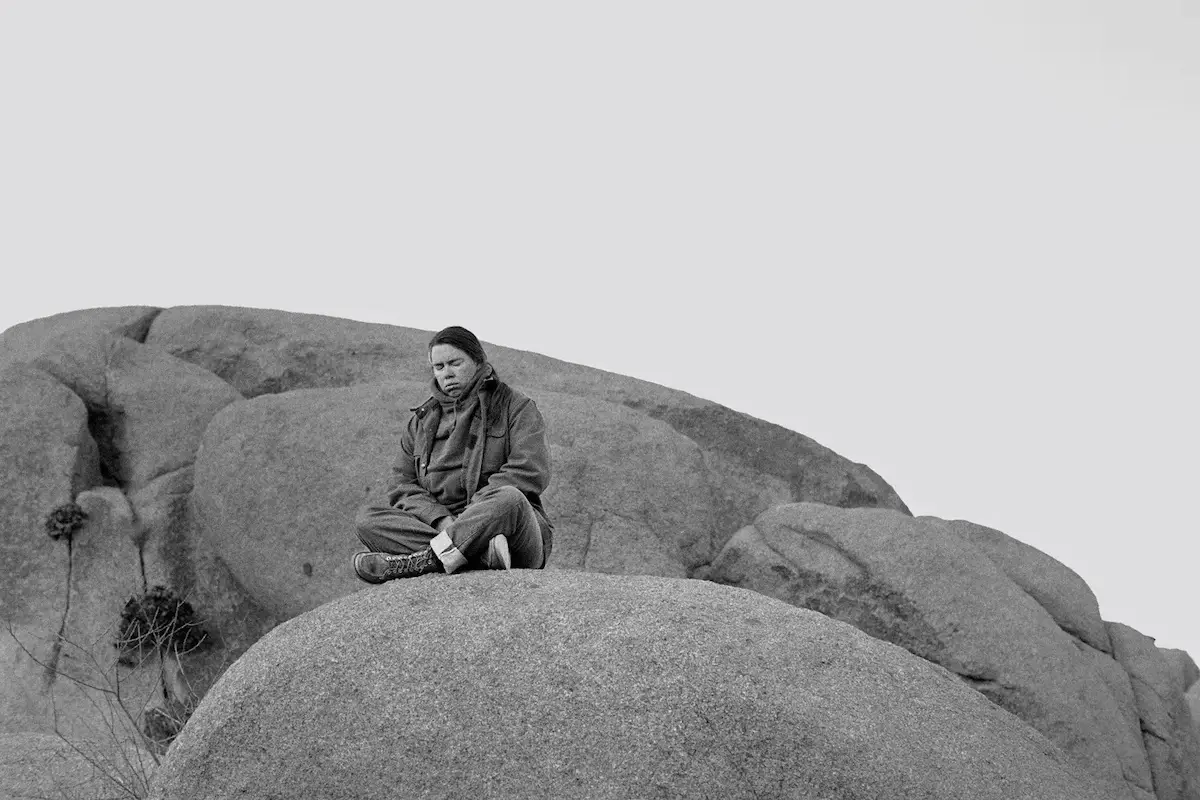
[115,586,209,665]
[44,502,88,540]
[5,583,215,798]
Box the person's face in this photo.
[429,344,479,398]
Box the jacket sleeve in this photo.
[386,415,455,526]
[476,395,551,501]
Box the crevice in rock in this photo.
[1131,673,1174,707]
[1065,628,1108,656]
[581,518,596,570]
[747,527,796,574]
[1139,721,1170,743]
[120,308,165,344]
[736,526,946,667]
[138,544,149,594]
[1136,723,1166,800]
[954,672,1003,691]
[85,404,123,488]
[84,349,124,488]
[142,463,193,487]
[695,448,722,565]
[43,538,74,687]
[777,523,871,576]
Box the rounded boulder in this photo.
[151,572,1120,800]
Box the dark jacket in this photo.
[386,367,553,537]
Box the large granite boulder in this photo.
[191,383,413,620]
[0,328,271,747]
[1163,648,1200,696]
[707,502,1153,799]
[2,304,908,760]
[921,516,1112,653]
[147,305,908,513]
[1108,623,1200,800]
[7,306,1195,797]
[191,380,845,619]
[150,571,1121,800]
[20,331,242,495]
[0,306,161,370]
[0,364,100,738]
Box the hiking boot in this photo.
[484,534,512,570]
[353,549,443,583]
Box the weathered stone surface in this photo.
[0,340,266,764]
[0,365,100,737]
[4,483,213,747]
[23,334,242,495]
[1076,639,1160,799]
[0,731,157,800]
[535,391,747,576]
[0,305,161,369]
[707,503,1151,798]
[192,381,795,619]
[1163,648,1200,695]
[150,572,1121,800]
[1189,683,1200,742]
[56,489,162,730]
[136,475,278,666]
[1108,622,1200,800]
[192,383,410,620]
[922,516,1111,653]
[148,305,908,513]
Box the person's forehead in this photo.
[429,344,468,363]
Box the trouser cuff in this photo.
[430,531,467,574]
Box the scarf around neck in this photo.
[420,363,496,501]
[430,361,493,407]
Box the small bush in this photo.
[44,502,88,540]
[115,585,209,662]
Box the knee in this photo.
[355,503,389,535]
[491,485,528,511]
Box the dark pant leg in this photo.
[355,504,438,556]
[438,485,546,571]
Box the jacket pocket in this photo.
[481,422,509,475]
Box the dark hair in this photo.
[428,326,487,365]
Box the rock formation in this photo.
[1,305,1196,799]
[706,502,1199,800]
[1107,624,1200,800]
[150,571,1123,800]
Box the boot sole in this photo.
[486,535,512,570]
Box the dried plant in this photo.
[44,502,88,541]
[115,586,209,664]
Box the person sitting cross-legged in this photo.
[354,325,553,582]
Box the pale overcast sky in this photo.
[2,2,1196,660]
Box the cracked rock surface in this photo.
[1108,622,1200,800]
[1,309,274,760]
[1,364,100,741]
[4,305,1196,800]
[706,502,1164,799]
[2,306,904,744]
